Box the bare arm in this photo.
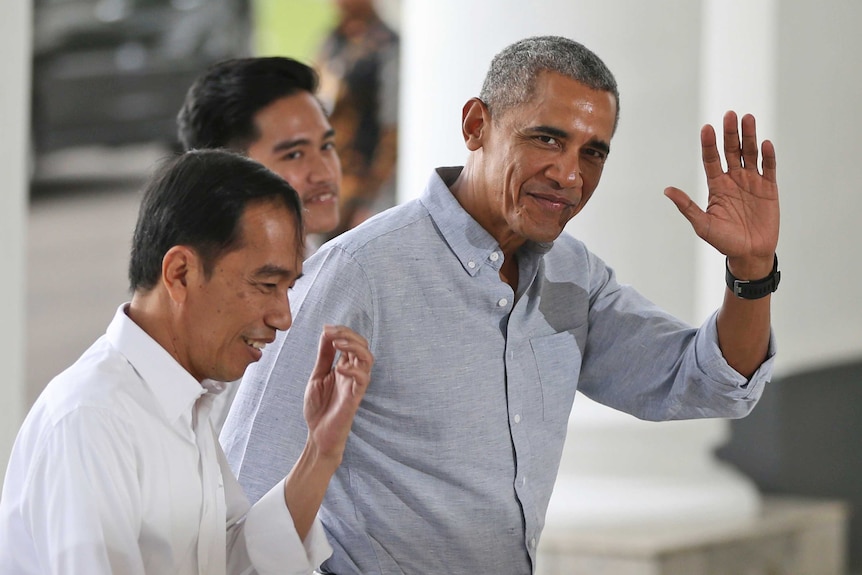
[665,111,779,377]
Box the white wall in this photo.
[771,0,862,375]
[0,0,31,485]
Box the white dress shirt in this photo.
[0,305,331,575]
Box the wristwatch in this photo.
[725,254,780,299]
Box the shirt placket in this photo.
[192,395,227,575]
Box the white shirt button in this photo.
[530,537,536,549]
[467,260,476,269]
[490,252,500,262]
[497,298,508,307]
[514,414,521,424]
[521,477,527,487]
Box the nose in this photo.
[266,291,293,332]
[546,151,581,188]
[308,150,339,186]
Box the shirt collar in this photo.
[105,304,210,425]
[419,167,552,277]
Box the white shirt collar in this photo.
[105,303,209,426]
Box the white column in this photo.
[399,0,761,531]
[0,0,31,486]
[768,0,862,375]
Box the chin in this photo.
[307,213,340,236]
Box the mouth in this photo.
[526,191,578,212]
[303,189,338,205]
[242,336,269,351]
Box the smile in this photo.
[242,337,268,351]
[303,191,337,205]
[527,192,577,211]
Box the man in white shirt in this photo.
[0,149,373,575]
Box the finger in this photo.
[324,325,369,349]
[761,139,777,184]
[309,328,338,379]
[664,187,711,241]
[700,123,724,180]
[328,328,373,366]
[334,363,371,397]
[722,110,742,171]
[740,113,759,170]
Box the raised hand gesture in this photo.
[283,325,373,539]
[303,324,373,464]
[664,111,779,278]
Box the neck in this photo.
[450,162,526,263]
[128,291,189,378]
[450,163,522,292]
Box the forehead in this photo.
[230,201,303,270]
[251,92,332,145]
[501,71,617,139]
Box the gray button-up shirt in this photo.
[222,167,775,575]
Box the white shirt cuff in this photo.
[244,481,332,575]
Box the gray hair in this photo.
[479,35,620,131]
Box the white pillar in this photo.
[768,0,862,374]
[0,0,31,486]
[399,0,761,531]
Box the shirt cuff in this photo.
[244,481,333,575]
[697,310,777,397]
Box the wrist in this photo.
[725,254,780,299]
[298,436,343,475]
[725,254,776,280]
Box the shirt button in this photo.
[514,414,521,424]
[497,298,508,307]
[490,252,500,262]
[468,260,476,269]
[521,477,527,487]
[530,537,536,549]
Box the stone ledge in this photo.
[537,497,849,575]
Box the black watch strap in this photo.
[726,255,780,299]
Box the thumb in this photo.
[664,187,709,240]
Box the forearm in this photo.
[716,254,775,378]
[282,440,340,540]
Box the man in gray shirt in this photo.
[222,35,779,574]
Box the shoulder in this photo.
[32,336,145,427]
[541,232,616,288]
[11,342,142,480]
[314,200,431,262]
[544,232,593,268]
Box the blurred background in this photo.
[2,0,861,573]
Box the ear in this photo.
[161,245,199,304]
[461,97,490,152]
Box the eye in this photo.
[322,141,337,152]
[583,148,607,163]
[536,135,559,146]
[281,150,302,161]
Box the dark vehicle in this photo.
[31,0,252,159]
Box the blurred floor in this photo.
[26,144,169,405]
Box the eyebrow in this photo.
[271,128,336,154]
[253,264,302,281]
[531,125,612,156]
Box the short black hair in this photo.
[129,149,304,292]
[177,57,319,151]
[480,36,620,132]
